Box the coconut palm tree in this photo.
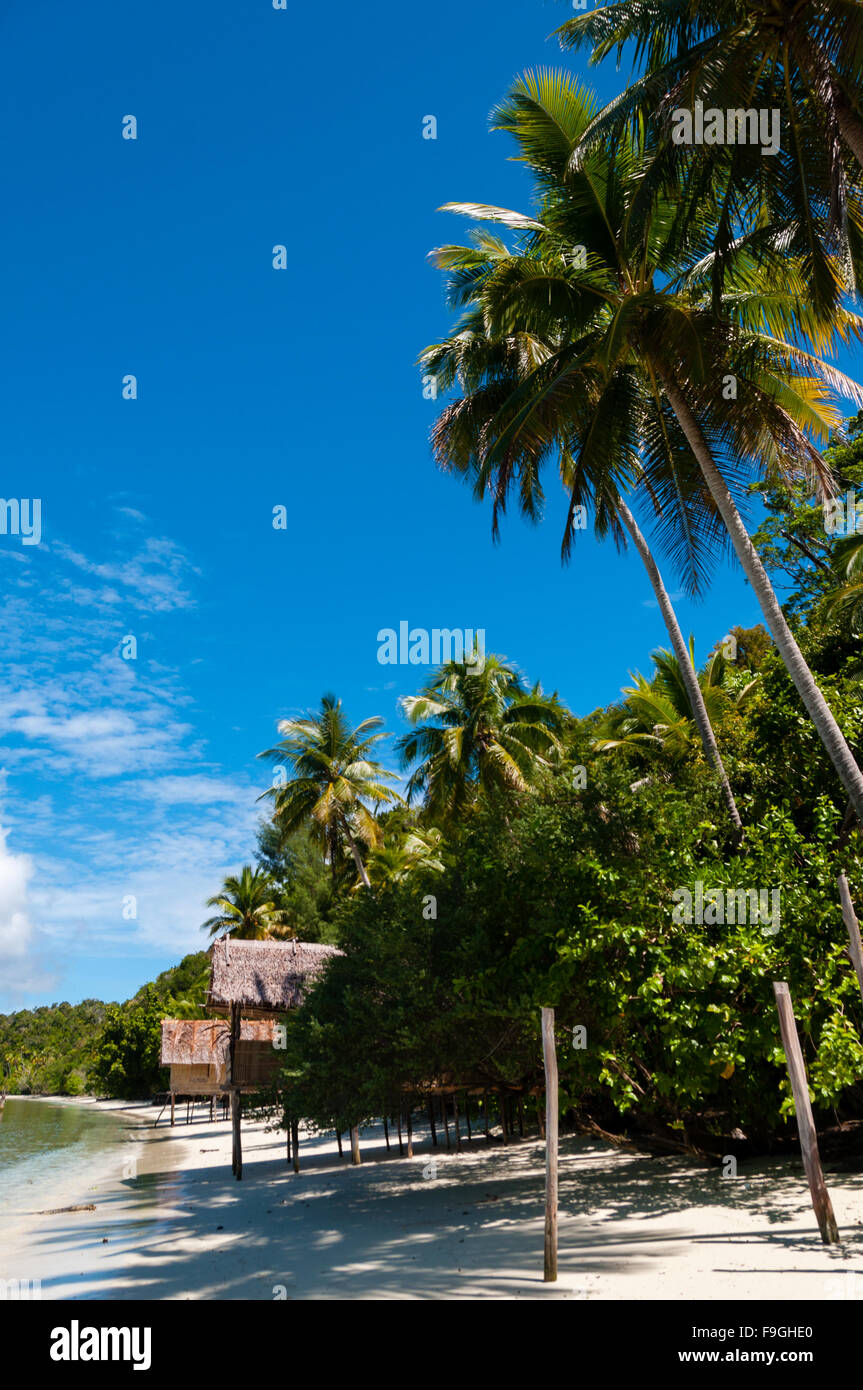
[259,694,400,890]
[201,865,287,940]
[554,0,863,305]
[823,532,863,631]
[420,70,863,826]
[594,639,757,757]
[360,826,445,889]
[397,653,564,822]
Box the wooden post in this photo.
[291,1116,300,1173]
[231,1090,243,1182]
[483,1092,489,1142]
[170,1092,175,1128]
[383,1115,390,1151]
[542,1007,558,1282]
[209,1096,214,1122]
[772,982,840,1245]
[407,1109,413,1158]
[336,1127,343,1157]
[837,873,863,1011]
[453,1092,461,1151]
[465,1092,472,1143]
[428,1099,437,1147]
[498,1090,508,1144]
[350,1124,361,1166]
[441,1094,451,1150]
[229,1002,242,1180]
[397,1111,404,1156]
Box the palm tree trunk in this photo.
[661,373,863,827]
[827,68,863,169]
[617,499,743,835]
[343,824,371,889]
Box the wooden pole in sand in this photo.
[428,1099,437,1147]
[170,1092,175,1127]
[350,1124,361,1166]
[231,1091,243,1181]
[837,873,863,1011]
[772,982,839,1245]
[542,1007,559,1281]
[383,1114,390,1151]
[291,1117,300,1173]
[229,1001,242,1181]
[336,1127,343,1157]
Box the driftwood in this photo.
[35,1203,96,1215]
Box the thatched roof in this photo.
[206,938,342,1015]
[160,1017,275,1066]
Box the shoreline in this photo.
[2,1099,863,1299]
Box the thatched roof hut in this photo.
[160,1017,279,1094]
[206,938,342,1018]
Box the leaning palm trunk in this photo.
[343,823,372,890]
[661,374,863,828]
[617,499,743,835]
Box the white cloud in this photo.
[0,826,57,997]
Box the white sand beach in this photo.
[3,1099,863,1300]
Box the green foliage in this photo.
[88,986,168,1100]
[0,953,209,1097]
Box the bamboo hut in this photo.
[205,938,342,1178]
[159,1018,281,1124]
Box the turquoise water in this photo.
[0,1100,140,1217]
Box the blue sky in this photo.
[0,0,857,1010]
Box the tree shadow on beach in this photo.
[15,1128,861,1301]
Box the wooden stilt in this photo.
[336,1128,343,1157]
[772,982,840,1244]
[465,1092,472,1143]
[838,873,863,1011]
[428,1099,437,1147]
[397,1111,404,1156]
[350,1124,361,1166]
[383,1115,390,1151]
[498,1090,508,1144]
[292,1116,300,1174]
[186,1098,191,1125]
[407,1109,413,1158]
[442,1094,451,1150]
[231,1090,243,1182]
[542,1008,558,1281]
[453,1092,461,1151]
[170,1092,175,1128]
[209,1096,214,1122]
